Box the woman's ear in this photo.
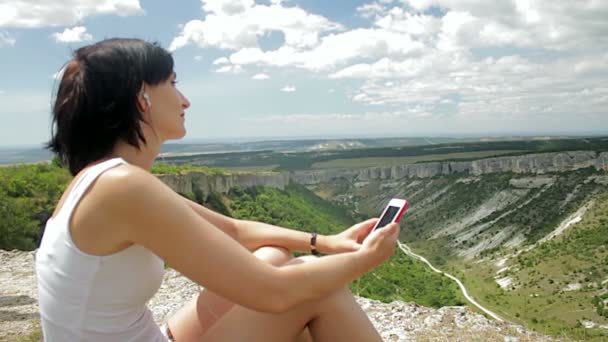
[136,90,151,113]
[143,93,152,108]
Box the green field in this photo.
[311,150,526,169]
[162,136,608,171]
[221,164,280,172]
[456,260,608,341]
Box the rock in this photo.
[0,250,40,340]
[157,171,289,198]
[1,250,563,341]
[289,151,608,186]
[153,151,607,199]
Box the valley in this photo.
[2,136,608,340]
[292,150,608,340]
[150,137,608,340]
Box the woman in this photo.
[36,38,400,341]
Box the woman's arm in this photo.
[183,198,239,240]
[234,219,320,252]
[185,196,322,252]
[185,198,373,254]
[104,166,399,313]
[183,198,308,252]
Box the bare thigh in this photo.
[168,247,312,341]
[200,290,323,342]
[200,258,381,342]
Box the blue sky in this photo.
[0,0,607,146]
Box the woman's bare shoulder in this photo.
[91,164,177,214]
[98,163,165,190]
[68,163,175,254]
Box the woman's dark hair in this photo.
[47,38,174,175]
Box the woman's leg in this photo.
[167,249,380,342]
[201,257,381,342]
[168,246,312,341]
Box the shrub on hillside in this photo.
[0,164,71,250]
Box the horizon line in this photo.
[2,132,608,149]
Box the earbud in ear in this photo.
[143,92,152,108]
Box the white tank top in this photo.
[36,158,168,341]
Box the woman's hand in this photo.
[324,218,380,254]
[359,222,400,267]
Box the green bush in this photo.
[0,163,71,250]
[353,250,463,307]
[226,184,354,235]
[151,162,229,175]
[224,184,463,307]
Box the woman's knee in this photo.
[253,246,292,266]
[284,255,353,302]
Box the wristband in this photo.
[310,232,321,256]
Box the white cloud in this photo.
[247,110,443,137]
[212,57,230,65]
[194,55,203,61]
[0,31,16,46]
[356,3,387,19]
[332,1,608,121]
[336,53,608,121]
[228,28,424,71]
[215,65,231,73]
[0,0,144,28]
[51,26,93,43]
[254,113,359,123]
[252,73,269,80]
[375,7,441,37]
[403,0,608,51]
[280,85,296,92]
[172,0,608,125]
[215,64,243,73]
[169,0,341,51]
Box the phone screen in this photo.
[376,206,400,229]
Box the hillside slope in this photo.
[200,184,464,308]
[307,167,608,340]
[459,191,608,340]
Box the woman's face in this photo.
[144,72,190,142]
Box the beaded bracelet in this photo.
[310,232,321,256]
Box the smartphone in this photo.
[372,198,409,231]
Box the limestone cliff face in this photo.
[156,151,608,193]
[469,151,602,174]
[596,151,608,170]
[291,151,608,185]
[157,172,289,197]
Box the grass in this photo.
[451,251,608,341]
[310,150,526,169]
[151,162,231,175]
[411,327,551,341]
[220,164,280,172]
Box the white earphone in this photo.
[142,92,152,108]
